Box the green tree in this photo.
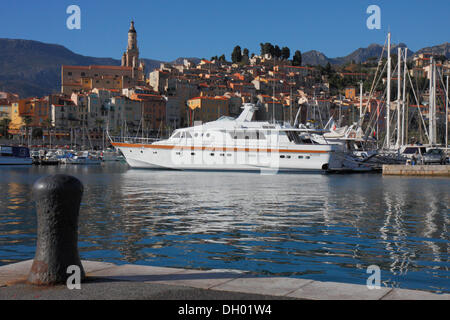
[22,115,33,143]
[241,48,250,65]
[260,42,275,56]
[325,62,333,75]
[218,54,226,62]
[292,50,302,66]
[42,118,52,140]
[273,45,282,59]
[231,45,242,63]
[0,118,11,138]
[32,127,43,138]
[281,47,290,60]
[434,54,447,63]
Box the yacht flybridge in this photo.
[111,103,345,173]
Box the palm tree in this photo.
[42,118,53,145]
[43,118,52,130]
[22,116,33,144]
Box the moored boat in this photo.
[63,151,102,165]
[0,145,33,165]
[111,103,345,173]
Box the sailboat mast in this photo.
[446,75,449,148]
[396,47,402,147]
[402,48,408,145]
[272,80,275,123]
[433,60,437,145]
[429,57,436,145]
[290,86,293,125]
[386,32,392,149]
[359,81,363,121]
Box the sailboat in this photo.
[345,32,449,166]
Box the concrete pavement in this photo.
[1,260,449,300]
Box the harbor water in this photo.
[0,163,448,293]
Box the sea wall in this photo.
[382,165,450,176]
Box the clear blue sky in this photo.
[1,0,449,61]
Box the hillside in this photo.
[1,38,448,98]
[412,42,450,59]
[0,39,163,98]
[302,50,330,66]
[303,43,416,66]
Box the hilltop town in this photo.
[0,21,449,148]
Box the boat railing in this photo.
[109,136,161,145]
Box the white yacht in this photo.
[0,145,33,165]
[112,104,345,173]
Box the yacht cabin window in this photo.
[230,131,266,140]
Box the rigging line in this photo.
[361,60,387,136]
[359,36,388,128]
[404,62,431,144]
[382,59,401,148]
[363,58,400,147]
[363,62,388,138]
[436,67,448,105]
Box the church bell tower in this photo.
[122,20,139,68]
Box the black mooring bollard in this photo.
[28,174,86,285]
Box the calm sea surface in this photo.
[0,163,448,293]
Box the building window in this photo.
[68,72,72,76]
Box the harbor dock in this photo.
[382,164,450,176]
[1,260,449,300]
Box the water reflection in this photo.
[0,164,448,293]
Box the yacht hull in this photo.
[114,143,339,173]
[0,157,33,165]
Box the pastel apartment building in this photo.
[9,98,50,134]
[187,96,230,124]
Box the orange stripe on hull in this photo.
[112,142,329,154]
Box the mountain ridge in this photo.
[0,38,448,98]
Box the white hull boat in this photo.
[112,104,345,173]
